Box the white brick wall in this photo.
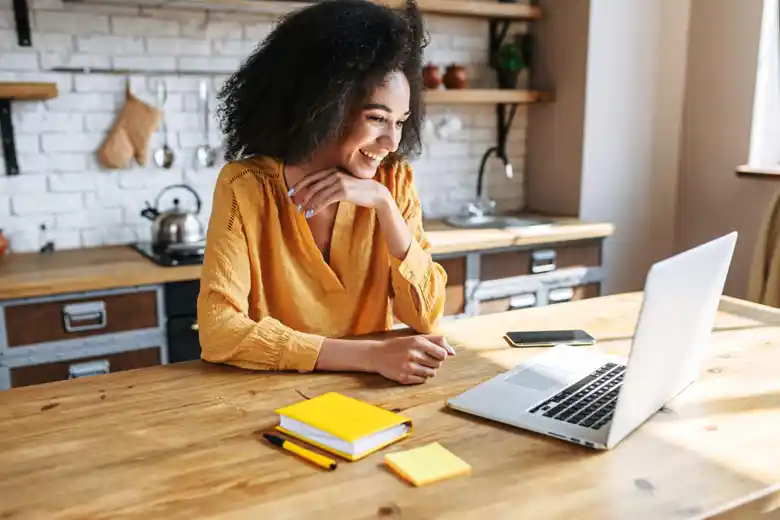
[0,2,527,253]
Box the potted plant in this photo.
[495,42,525,89]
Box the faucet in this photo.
[471,146,513,216]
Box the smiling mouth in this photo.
[359,149,385,162]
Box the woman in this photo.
[197,0,453,385]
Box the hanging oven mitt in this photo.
[97,88,162,169]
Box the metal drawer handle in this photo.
[62,301,107,332]
[68,359,110,379]
[191,322,199,331]
[549,287,575,303]
[531,249,557,273]
[509,293,537,309]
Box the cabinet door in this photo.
[167,316,201,363]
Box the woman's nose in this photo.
[381,125,401,152]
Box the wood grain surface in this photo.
[0,218,614,300]
[0,293,778,520]
[0,82,58,100]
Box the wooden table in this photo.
[1,293,778,519]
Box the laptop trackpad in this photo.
[506,368,567,392]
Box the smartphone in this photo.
[503,329,596,348]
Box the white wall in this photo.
[579,0,691,294]
[0,1,527,253]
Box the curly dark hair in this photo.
[216,0,428,165]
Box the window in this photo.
[745,0,780,173]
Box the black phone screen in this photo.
[504,329,595,347]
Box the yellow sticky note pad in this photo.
[384,442,471,486]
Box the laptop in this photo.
[446,232,737,450]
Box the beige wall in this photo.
[677,0,776,298]
[525,0,590,217]
[579,0,691,294]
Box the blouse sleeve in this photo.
[388,162,448,332]
[196,166,325,371]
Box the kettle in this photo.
[141,184,204,250]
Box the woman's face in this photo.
[337,70,411,179]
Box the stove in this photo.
[131,242,204,267]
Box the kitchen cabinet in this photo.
[0,218,613,388]
[433,238,605,320]
[0,286,167,390]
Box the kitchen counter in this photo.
[0,293,778,519]
[0,217,613,300]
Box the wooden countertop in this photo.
[0,217,613,300]
[1,293,778,519]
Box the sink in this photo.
[443,215,556,230]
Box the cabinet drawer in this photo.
[10,347,161,388]
[479,292,538,315]
[5,290,158,347]
[478,284,601,315]
[481,241,602,281]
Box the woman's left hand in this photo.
[290,168,390,218]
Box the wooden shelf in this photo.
[424,89,553,104]
[381,0,541,20]
[1,83,59,176]
[0,82,58,101]
[64,0,541,20]
[736,165,780,179]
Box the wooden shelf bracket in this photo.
[0,99,20,176]
[12,0,32,47]
[0,83,58,176]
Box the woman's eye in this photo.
[368,115,386,124]
[396,120,407,127]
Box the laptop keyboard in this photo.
[527,362,625,430]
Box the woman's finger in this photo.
[289,168,337,199]
[425,335,456,356]
[304,183,344,218]
[297,174,340,212]
[409,362,436,379]
[399,374,427,385]
[412,349,444,369]
[417,339,448,361]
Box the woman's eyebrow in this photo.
[363,103,411,115]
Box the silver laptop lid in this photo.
[606,232,737,449]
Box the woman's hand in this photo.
[289,168,390,218]
[368,335,455,385]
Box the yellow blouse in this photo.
[196,155,448,371]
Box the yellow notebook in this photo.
[275,392,412,461]
[384,442,471,486]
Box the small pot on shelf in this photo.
[443,64,468,89]
[422,63,442,89]
[497,69,520,89]
[494,41,525,90]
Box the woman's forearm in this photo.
[375,192,413,260]
[314,338,382,372]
